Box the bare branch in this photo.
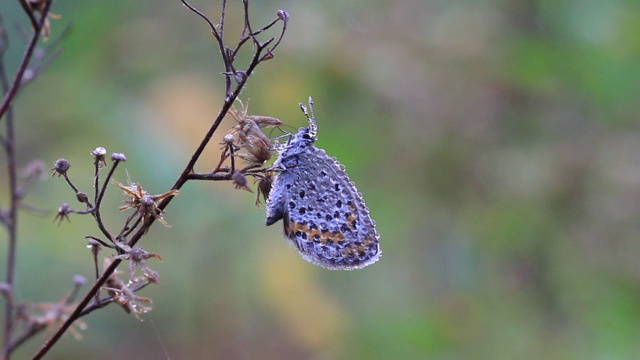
[0,0,53,121]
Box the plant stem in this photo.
[0,3,52,359]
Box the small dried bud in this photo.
[111,152,127,162]
[0,283,13,303]
[76,192,89,203]
[53,203,71,226]
[73,275,86,286]
[0,283,12,296]
[255,171,274,209]
[232,171,252,192]
[91,147,107,167]
[51,158,70,177]
[234,71,247,84]
[91,147,107,157]
[86,238,103,256]
[225,101,281,166]
[223,134,234,144]
[277,10,289,22]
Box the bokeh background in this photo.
[1,0,640,359]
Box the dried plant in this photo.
[0,0,289,358]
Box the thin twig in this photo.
[92,160,122,243]
[0,0,52,122]
[33,1,288,357]
[15,0,39,32]
[1,2,52,358]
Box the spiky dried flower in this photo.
[103,258,153,321]
[53,202,71,226]
[232,171,252,193]
[254,171,275,209]
[226,99,282,165]
[16,296,86,340]
[111,152,127,162]
[113,242,162,284]
[91,147,107,168]
[113,180,178,227]
[51,158,70,177]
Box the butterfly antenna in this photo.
[299,96,318,139]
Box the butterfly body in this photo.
[265,99,380,270]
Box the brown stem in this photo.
[1,2,52,359]
[0,1,52,122]
[33,1,287,357]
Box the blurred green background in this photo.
[1,0,640,359]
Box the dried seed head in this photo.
[51,158,70,177]
[73,275,86,286]
[225,100,283,166]
[0,283,12,296]
[234,71,247,84]
[255,171,275,209]
[91,147,107,157]
[277,10,289,22]
[86,239,102,256]
[113,242,163,284]
[232,171,252,192]
[53,202,71,226]
[91,147,107,167]
[113,180,179,227]
[111,152,127,162]
[76,192,89,203]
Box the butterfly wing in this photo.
[269,145,380,270]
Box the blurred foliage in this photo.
[1,0,640,359]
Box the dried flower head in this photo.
[113,242,162,284]
[226,99,282,165]
[76,192,89,204]
[16,296,86,340]
[102,258,153,321]
[51,158,70,177]
[255,171,275,209]
[53,202,71,226]
[86,238,103,256]
[232,171,252,193]
[111,152,127,162]
[91,147,107,168]
[113,180,179,227]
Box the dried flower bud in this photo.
[223,134,234,144]
[277,10,289,22]
[86,239,102,256]
[73,275,86,286]
[0,283,12,296]
[76,192,89,203]
[51,158,70,177]
[255,171,274,209]
[232,171,252,192]
[234,71,247,84]
[111,152,127,162]
[225,100,282,166]
[91,147,107,157]
[91,147,107,167]
[53,202,71,226]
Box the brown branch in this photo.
[1,2,53,359]
[32,1,288,357]
[0,0,52,122]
